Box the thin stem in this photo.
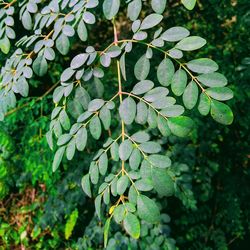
[113,18,126,176]
[121,91,168,122]
[94,134,122,165]
[124,133,148,159]
[101,169,122,196]
[101,39,208,96]
[3,0,16,8]
[112,18,118,45]
[124,169,140,195]
[84,92,119,128]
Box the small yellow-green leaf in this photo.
[104,217,111,247]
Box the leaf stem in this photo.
[101,38,208,96]
[123,169,140,195]
[121,91,168,122]
[113,18,126,175]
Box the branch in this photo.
[101,38,209,97]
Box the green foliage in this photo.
[0,0,249,249]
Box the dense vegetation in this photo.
[0,0,249,249]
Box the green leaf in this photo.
[76,127,87,151]
[125,202,136,212]
[99,153,108,176]
[127,0,142,21]
[135,101,148,125]
[82,11,96,24]
[111,141,119,161]
[183,81,199,109]
[198,92,211,116]
[117,175,129,195]
[129,148,141,170]
[186,58,219,74]
[56,34,70,55]
[113,205,125,223]
[147,107,157,128]
[100,106,111,130]
[167,116,194,137]
[128,186,138,204]
[132,80,154,95]
[81,174,91,198]
[33,56,48,76]
[46,131,53,150]
[171,69,188,96]
[106,46,122,58]
[135,179,153,191]
[197,73,228,87]
[140,14,163,30]
[88,99,105,112]
[151,0,166,14]
[181,0,197,10]
[75,86,91,110]
[104,217,111,248]
[119,139,133,161]
[89,162,99,184]
[119,97,136,125]
[148,154,171,168]
[77,20,88,41]
[144,87,169,102]
[111,177,118,196]
[161,105,185,117]
[61,67,75,82]
[206,87,234,101]
[53,87,65,104]
[52,146,65,172]
[140,160,151,179]
[124,213,140,239]
[103,0,120,20]
[89,116,102,140]
[65,209,78,240]
[140,142,161,153]
[131,131,150,143]
[134,54,150,80]
[59,110,71,130]
[22,10,32,30]
[70,53,88,69]
[120,53,127,80]
[157,116,171,136]
[175,36,206,51]
[17,77,29,97]
[157,59,175,86]
[161,26,190,42]
[95,195,102,219]
[168,48,183,59]
[210,100,233,125]
[103,187,110,205]
[57,134,72,146]
[151,168,174,196]
[0,36,11,54]
[152,96,176,109]
[137,195,160,223]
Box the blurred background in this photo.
[0,0,249,249]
